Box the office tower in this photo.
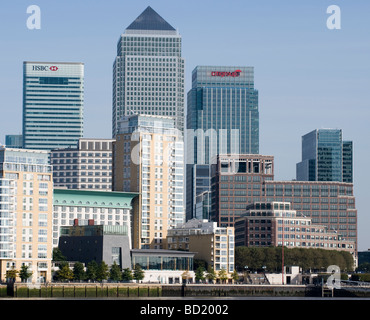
[211,154,274,227]
[0,147,53,283]
[51,138,114,190]
[53,188,138,247]
[186,66,259,220]
[211,154,358,251]
[22,61,84,150]
[234,201,356,260]
[112,6,185,138]
[296,129,353,183]
[5,135,23,148]
[167,219,235,274]
[113,114,184,249]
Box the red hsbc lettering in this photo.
[211,70,242,77]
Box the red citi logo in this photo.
[49,66,58,71]
[211,70,242,77]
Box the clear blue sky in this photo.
[1,0,369,250]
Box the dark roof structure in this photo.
[126,6,175,31]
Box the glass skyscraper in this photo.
[186,66,259,219]
[112,6,185,138]
[296,129,353,183]
[22,61,84,150]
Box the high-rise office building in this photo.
[0,147,53,283]
[113,114,184,249]
[186,66,259,220]
[51,138,114,190]
[296,129,353,183]
[112,6,185,138]
[22,61,84,150]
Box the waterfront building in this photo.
[0,147,53,283]
[234,202,356,260]
[51,138,114,190]
[211,154,358,250]
[112,6,185,138]
[186,66,259,220]
[58,219,131,269]
[131,249,195,284]
[22,61,84,150]
[113,114,185,249]
[296,129,353,183]
[52,188,138,247]
[167,219,235,274]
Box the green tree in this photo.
[195,266,205,283]
[133,264,145,282]
[73,262,86,281]
[231,269,239,283]
[206,265,216,283]
[19,265,33,282]
[122,268,134,282]
[6,267,18,281]
[86,261,98,282]
[52,247,66,262]
[96,261,109,282]
[218,268,228,283]
[109,262,122,282]
[56,264,74,282]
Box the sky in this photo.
[0,0,369,250]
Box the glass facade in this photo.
[132,252,193,271]
[112,7,185,137]
[186,66,259,220]
[22,62,84,150]
[296,129,353,183]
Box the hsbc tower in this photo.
[22,61,84,150]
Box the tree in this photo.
[231,269,239,283]
[19,265,33,283]
[56,264,74,282]
[122,268,133,282]
[86,261,98,282]
[206,266,216,283]
[109,262,122,282]
[133,264,145,282]
[218,268,228,284]
[73,262,86,281]
[6,267,18,282]
[52,248,66,262]
[195,266,205,283]
[96,261,109,282]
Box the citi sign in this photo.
[32,65,59,71]
[211,70,241,77]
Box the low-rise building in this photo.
[167,219,235,274]
[234,201,356,261]
[52,188,138,247]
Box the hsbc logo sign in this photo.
[211,70,242,77]
[32,65,59,71]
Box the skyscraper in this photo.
[22,61,84,150]
[112,6,185,138]
[296,129,353,183]
[113,114,184,249]
[186,66,259,219]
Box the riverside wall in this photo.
[1,283,370,298]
